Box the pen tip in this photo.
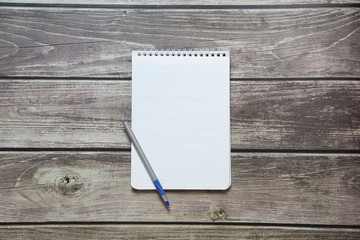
[165,201,170,207]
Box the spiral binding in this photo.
[134,50,228,57]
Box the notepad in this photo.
[131,50,231,190]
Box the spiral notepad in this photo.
[131,50,231,190]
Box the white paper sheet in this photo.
[131,50,231,190]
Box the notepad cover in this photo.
[131,50,231,190]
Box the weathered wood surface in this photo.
[1,1,359,238]
[1,225,360,240]
[0,152,359,224]
[1,80,359,150]
[0,8,359,78]
[1,0,358,5]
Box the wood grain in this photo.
[0,8,359,78]
[1,0,358,5]
[0,225,360,240]
[0,152,359,224]
[0,80,359,150]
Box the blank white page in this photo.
[131,50,230,190]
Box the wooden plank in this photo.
[1,0,358,5]
[0,225,360,240]
[0,8,359,78]
[0,152,359,224]
[0,80,359,150]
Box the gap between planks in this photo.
[0,148,359,154]
[0,4,360,9]
[0,77,359,81]
[0,221,360,228]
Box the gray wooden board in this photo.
[0,8,359,78]
[0,80,359,150]
[1,0,358,6]
[0,152,359,224]
[0,225,360,240]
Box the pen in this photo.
[123,121,170,207]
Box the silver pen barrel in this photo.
[123,121,157,181]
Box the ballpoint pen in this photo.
[123,121,170,207]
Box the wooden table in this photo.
[0,1,359,239]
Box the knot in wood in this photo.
[211,207,227,221]
[55,174,83,197]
